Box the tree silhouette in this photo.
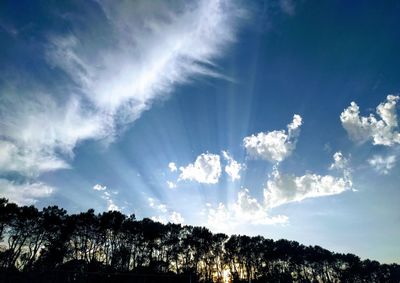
[0,198,398,283]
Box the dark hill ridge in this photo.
[0,198,399,283]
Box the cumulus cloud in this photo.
[93,184,107,191]
[340,95,400,146]
[0,179,54,205]
[178,153,222,184]
[104,194,120,211]
[330,151,352,181]
[206,151,353,231]
[0,0,242,198]
[330,151,348,170]
[222,151,242,181]
[148,197,184,224]
[368,155,397,175]
[243,114,303,163]
[265,169,349,208]
[168,162,177,172]
[264,152,353,208]
[170,211,185,224]
[148,197,167,213]
[93,184,120,211]
[166,181,177,189]
[206,189,288,232]
[234,189,288,224]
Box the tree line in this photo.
[0,198,399,283]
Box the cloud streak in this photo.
[0,179,54,205]
[0,0,242,199]
[1,0,242,165]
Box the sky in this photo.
[0,0,399,264]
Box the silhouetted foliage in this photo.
[0,198,398,283]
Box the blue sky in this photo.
[0,0,399,263]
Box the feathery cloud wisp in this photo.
[0,0,242,194]
[0,179,54,205]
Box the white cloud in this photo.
[170,211,185,224]
[330,151,348,170]
[178,153,221,184]
[234,189,288,225]
[0,140,70,178]
[0,0,242,182]
[70,0,242,114]
[265,168,350,208]
[168,162,177,172]
[243,114,303,163]
[148,197,156,208]
[206,189,288,232]
[93,184,107,191]
[148,197,167,213]
[368,155,397,175]
[105,198,120,211]
[206,203,231,231]
[264,152,352,209]
[207,152,354,231]
[148,197,184,224]
[166,181,177,189]
[340,95,400,146]
[0,179,54,205]
[222,151,242,181]
[0,95,107,178]
[329,151,352,181]
[157,204,168,213]
[93,184,120,211]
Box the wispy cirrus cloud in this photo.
[0,179,54,205]
[0,0,243,200]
